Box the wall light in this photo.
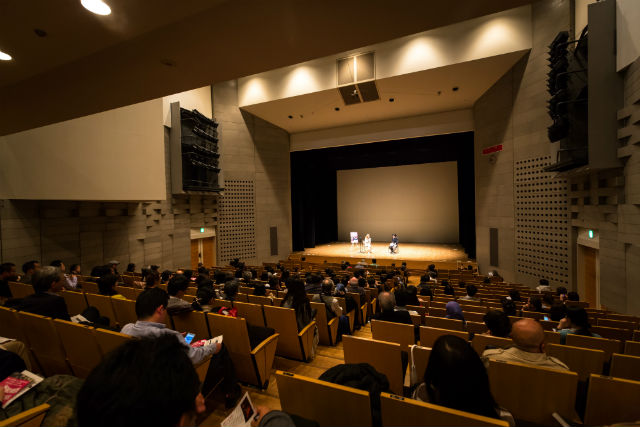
[0,50,12,61]
[81,0,111,15]
[588,229,594,239]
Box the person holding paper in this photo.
[121,288,241,407]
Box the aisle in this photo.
[200,324,373,426]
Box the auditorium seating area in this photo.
[2,258,640,426]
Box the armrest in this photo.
[298,320,316,338]
[327,317,337,327]
[250,333,280,355]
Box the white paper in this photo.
[221,392,255,427]
[0,337,15,345]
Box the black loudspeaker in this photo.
[546,28,589,171]
[180,108,222,192]
[489,228,499,267]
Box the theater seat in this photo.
[584,374,640,426]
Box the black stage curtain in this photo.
[290,132,476,258]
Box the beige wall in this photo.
[337,162,459,243]
[0,99,165,201]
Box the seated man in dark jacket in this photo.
[7,266,70,320]
[373,292,412,325]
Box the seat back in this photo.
[0,403,50,427]
[424,317,465,331]
[17,311,72,376]
[379,393,509,426]
[233,301,266,328]
[410,345,431,384]
[488,359,579,425]
[110,298,137,328]
[592,325,633,342]
[93,328,133,356]
[61,291,88,316]
[465,321,488,335]
[463,311,486,323]
[471,334,512,356]
[0,306,28,343]
[53,319,102,378]
[544,330,562,344]
[597,318,637,330]
[419,326,468,348]
[584,374,640,426]
[85,293,117,327]
[263,305,305,360]
[545,343,605,381]
[343,335,404,395]
[275,370,372,427]
[311,301,337,346]
[247,295,273,306]
[428,307,447,317]
[371,319,415,352]
[625,340,640,357]
[172,310,210,341]
[610,353,640,381]
[115,286,138,300]
[566,334,623,362]
[8,282,33,299]
[80,281,99,294]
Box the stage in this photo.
[290,241,474,270]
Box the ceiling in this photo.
[242,51,528,134]
[0,0,534,136]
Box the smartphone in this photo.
[543,316,550,321]
[185,332,196,345]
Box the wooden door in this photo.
[190,239,200,271]
[583,246,597,307]
[202,237,216,268]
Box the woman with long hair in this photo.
[557,306,601,344]
[413,335,514,425]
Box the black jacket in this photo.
[373,309,412,325]
[8,292,71,321]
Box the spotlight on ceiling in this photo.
[81,0,111,15]
[0,50,12,61]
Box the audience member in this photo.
[445,301,465,323]
[281,277,315,331]
[548,302,567,322]
[483,310,511,338]
[523,295,544,313]
[192,286,218,312]
[312,279,349,341]
[8,266,70,320]
[0,262,17,299]
[49,260,66,273]
[220,279,239,301]
[120,288,240,403]
[536,278,551,293]
[557,306,601,344]
[508,289,521,302]
[556,286,568,300]
[108,260,120,275]
[373,292,412,325]
[76,335,206,427]
[501,298,517,317]
[567,291,580,302]
[405,285,420,306]
[346,277,367,302]
[66,263,81,289]
[541,294,555,311]
[167,274,194,314]
[97,274,126,299]
[145,270,160,289]
[304,273,323,294]
[443,283,455,297]
[125,263,136,273]
[482,318,568,370]
[413,335,514,425]
[459,284,481,302]
[20,260,40,284]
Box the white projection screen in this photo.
[337,162,459,243]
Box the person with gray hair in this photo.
[7,266,70,320]
[373,292,412,325]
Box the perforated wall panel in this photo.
[217,180,256,263]
[515,156,570,285]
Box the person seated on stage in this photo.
[364,234,372,253]
[459,284,482,303]
[389,233,398,253]
[374,292,412,325]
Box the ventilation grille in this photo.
[218,180,256,263]
[515,156,570,285]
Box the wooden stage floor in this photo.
[290,241,472,270]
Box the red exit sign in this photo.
[482,144,503,155]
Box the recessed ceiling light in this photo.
[0,50,12,61]
[81,0,111,15]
